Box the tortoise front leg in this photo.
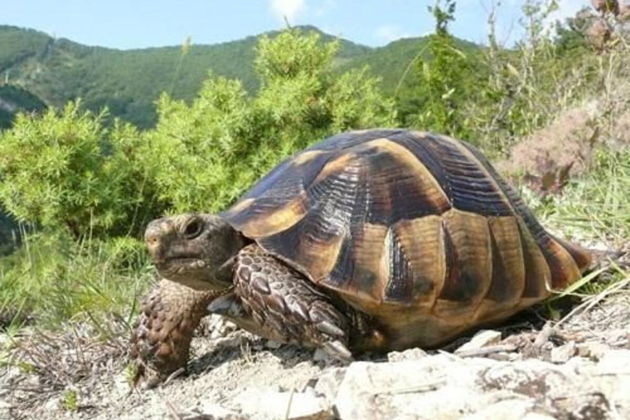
[130,279,219,388]
[209,244,353,361]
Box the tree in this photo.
[147,28,396,212]
[0,102,162,238]
[398,0,480,137]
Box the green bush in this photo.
[397,0,482,138]
[0,28,396,325]
[0,102,163,238]
[147,29,396,212]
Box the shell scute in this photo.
[222,129,590,330]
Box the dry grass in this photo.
[1,318,130,416]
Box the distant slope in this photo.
[337,36,485,93]
[0,25,371,127]
[0,24,480,127]
[0,210,18,255]
[0,84,47,129]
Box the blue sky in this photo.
[1,1,590,49]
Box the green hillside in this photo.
[337,36,483,93]
[0,25,482,127]
[0,25,373,127]
[0,84,47,129]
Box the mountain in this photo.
[337,36,483,94]
[0,24,480,128]
[0,84,47,129]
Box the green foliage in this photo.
[255,31,338,82]
[396,0,483,138]
[0,26,49,69]
[0,6,627,335]
[0,84,47,129]
[0,102,162,238]
[461,0,603,156]
[0,210,19,256]
[534,148,630,248]
[0,231,152,326]
[0,28,395,325]
[524,146,630,297]
[62,389,79,411]
[0,25,372,128]
[148,29,395,212]
[554,7,594,54]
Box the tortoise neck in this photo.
[216,231,251,284]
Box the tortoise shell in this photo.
[221,129,590,347]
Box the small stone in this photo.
[550,341,577,363]
[576,341,611,359]
[387,347,428,362]
[455,330,502,354]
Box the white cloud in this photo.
[375,25,410,43]
[270,0,306,23]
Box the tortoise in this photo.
[131,129,591,386]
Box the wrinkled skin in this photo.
[144,214,243,290]
[131,213,371,387]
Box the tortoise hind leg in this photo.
[210,244,352,361]
[130,279,219,388]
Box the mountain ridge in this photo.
[0,24,479,128]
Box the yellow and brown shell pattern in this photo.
[221,129,591,348]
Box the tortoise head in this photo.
[144,213,246,290]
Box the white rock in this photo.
[334,358,495,420]
[313,368,346,403]
[387,347,428,362]
[597,349,630,375]
[576,341,611,359]
[455,330,502,354]
[550,341,577,363]
[233,388,332,420]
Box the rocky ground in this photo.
[1,284,629,420]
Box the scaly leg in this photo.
[209,244,353,360]
[130,278,219,387]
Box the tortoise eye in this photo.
[183,217,203,239]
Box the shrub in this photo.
[0,102,163,238]
[147,29,396,212]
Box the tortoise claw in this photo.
[316,320,346,338]
[322,340,353,362]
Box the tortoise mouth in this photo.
[155,256,209,277]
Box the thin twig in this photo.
[455,344,517,358]
[283,389,295,420]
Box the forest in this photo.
[0,0,629,418]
